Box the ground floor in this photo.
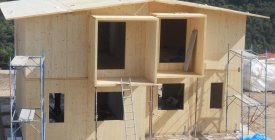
[15,70,241,140]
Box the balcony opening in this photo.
[160,19,187,63]
[98,22,126,69]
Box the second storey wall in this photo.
[15,11,89,79]
[14,3,246,79]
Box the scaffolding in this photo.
[9,54,45,140]
[226,48,268,139]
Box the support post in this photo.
[241,51,244,138]
[225,44,230,134]
[264,51,267,139]
[149,86,153,140]
[247,59,252,135]
[40,54,45,140]
[95,87,98,140]
[9,58,14,140]
[194,78,199,138]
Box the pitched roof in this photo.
[0,0,270,20]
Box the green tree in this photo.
[0,3,14,67]
[185,0,275,54]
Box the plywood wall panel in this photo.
[196,70,241,133]
[95,86,147,140]
[88,17,98,85]
[145,21,158,83]
[90,3,149,15]
[16,12,89,79]
[18,79,91,140]
[152,77,195,135]
[148,2,246,70]
[97,21,146,78]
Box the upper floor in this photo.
[6,0,263,84]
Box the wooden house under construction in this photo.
[0,0,269,139]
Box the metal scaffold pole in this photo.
[247,57,252,135]
[225,48,268,139]
[225,44,230,134]
[264,51,267,139]
[40,53,45,140]
[241,51,244,139]
[9,53,45,140]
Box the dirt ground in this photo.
[0,70,274,139]
[247,92,275,139]
[0,70,10,97]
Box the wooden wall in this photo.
[15,12,89,79]
[95,86,148,140]
[152,78,196,135]
[16,78,91,140]
[151,69,241,135]
[192,9,247,70]
[196,70,241,133]
[149,2,246,71]
[96,21,147,78]
[14,1,247,139]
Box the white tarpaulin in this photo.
[243,59,275,91]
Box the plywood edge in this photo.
[91,15,158,21]
[152,13,207,18]
[157,70,204,79]
[154,0,270,19]
[96,77,154,87]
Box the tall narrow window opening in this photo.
[210,83,223,109]
[98,22,126,69]
[49,93,64,123]
[160,19,187,63]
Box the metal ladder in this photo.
[120,78,137,140]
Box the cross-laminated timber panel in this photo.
[89,15,159,86]
[95,86,148,140]
[148,2,247,71]
[14,78,92,140]
[154,13,207,78]
[14,12,89,79]
[152,69,241,135]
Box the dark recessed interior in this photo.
[210,83,223,109]
[49,93,64,123]
[160,19,187,63]
[98,22,126,69]
[97,92,124,121]
[158,83,184,110]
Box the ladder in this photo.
[120,78,137,140]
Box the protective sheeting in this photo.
[243,59,275,91]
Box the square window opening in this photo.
[49,93,64,123]
[210,83,223,109]
[160,19,187,63]
[97,92,124,121]
[98,22,126,69]
[158,84,184,110]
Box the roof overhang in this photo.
[0,0,270,20]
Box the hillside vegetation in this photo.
[0,0,274,66]
[0,2,13,67]
[184,0,275,53]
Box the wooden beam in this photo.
[152,13,207,18]
[91,15,158,21]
